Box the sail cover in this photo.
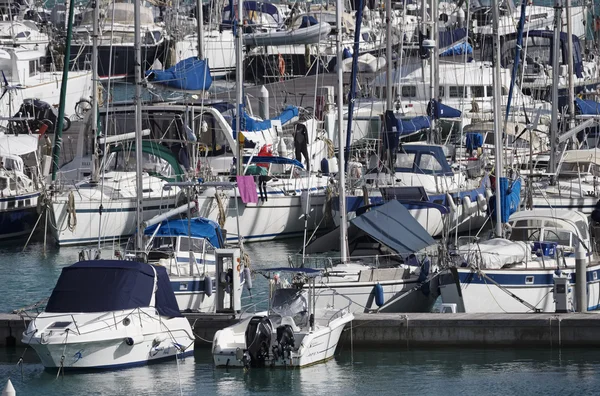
[574,98,600,115]
[489,177,522,224]
[304,200,435,256]
[144,218,224,248]
[146,57,212,91]
[45,260,182,317]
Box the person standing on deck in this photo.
[293,124,310,173]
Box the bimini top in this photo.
[45,260,182,317]
[144,217,224,248]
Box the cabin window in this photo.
[438,86,445,98]
[152,31,162,42]
[449,86,465,98]
[401,85,417,98]
[471,86,485,98]
[0,177,6,190]
[486,86,494,97]
[396,153,415,169]
[15,31,30,39]
[575,220,588,240]
[418,153,443,172]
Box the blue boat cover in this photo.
[466,132,484,152]
[45,260,182,317]
[440,41,473,56]
[146,57,212,91]
[234,106,299,133]
[243,155,304,168]
[489,177,522,224]
[427,99,461,119]
[575,98,600,115]
[438,28,468,49]
[144,218,223,248]
[383,110,431,149]
[222,1,281,26]
[350,200,435,255]
[300,15,319,28]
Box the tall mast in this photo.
[50,0,76,181]
[385,0,392,110]
[491,0,504,237]
[196,0,204,60]
[548,0,562,177]
[235,0,243,175]
[91,0,99,182]
[566,0,575,124]
[336,0,347,263]
[134,0,144,251]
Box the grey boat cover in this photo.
[305,200,435,256]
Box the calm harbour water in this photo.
[2,238,600,395]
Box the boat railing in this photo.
[240,292,269,316]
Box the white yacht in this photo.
[22,259,195,370]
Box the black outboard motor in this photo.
[244,316,272,367]
[273,325,295,361]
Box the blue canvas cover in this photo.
[383,110,431,149]
[146,58,212,91]
[234,106,299,134]
[300,15,319,28]
[45,260,182,317]
[144,218,223,248]
[575,98,600,115]
[438,28,467,50]
[427,99,461,119]
[465,133,483,151]
[489,177,522,224]
[440,41,472,56]
[350,200,435,255]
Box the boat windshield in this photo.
[271,288,308,318]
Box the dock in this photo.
[4,312,600,349]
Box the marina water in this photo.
[2,239,600,395]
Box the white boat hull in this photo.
[196,190,328,243]
[439,265,600,313]
[51,195,177,246]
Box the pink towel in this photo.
[237,176,258,204]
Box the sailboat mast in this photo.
[491,0,504,237]
[196,0,204,60]
[566,0,575,123]
[385,0,392,110]
[91,0,99,182]
[336,0,347,263]
[548,0,562,176]
[235,0,244,176]
[50,0,76,181]
[134,0,144,251]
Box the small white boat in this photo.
[243,18,331,47]
[212,267,353,368]
[22,260,195,370]
[342,53,387,73]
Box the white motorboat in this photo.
[22,259,195,370]
[212,267,353,368]
[439,209,600,313]
[0,20,49,54]
[0,133,42,239]
[0,47,92,125]
[243,18,331,47]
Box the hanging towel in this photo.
[236,176,258,204]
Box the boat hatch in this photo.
[48,321,72,329]
[525,276,534,285]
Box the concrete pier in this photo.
[4,312,600,348]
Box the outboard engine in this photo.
[272,325,295,361]
[244,316,272,367]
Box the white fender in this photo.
[477,193,487,212]
[446,193,457,213]
[462,196,478,215]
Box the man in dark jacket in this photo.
[294,124,310,173]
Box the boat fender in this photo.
[485,188,493,203]
[243,267,253,290]
[476,193,487,212]
[125,335,144,346]
[204,276,213,297]
[373,283,385,307]
[462,196,477,215]
[446,193,457,213]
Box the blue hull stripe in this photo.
[455,268,600,286]
[75,205,176,214]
